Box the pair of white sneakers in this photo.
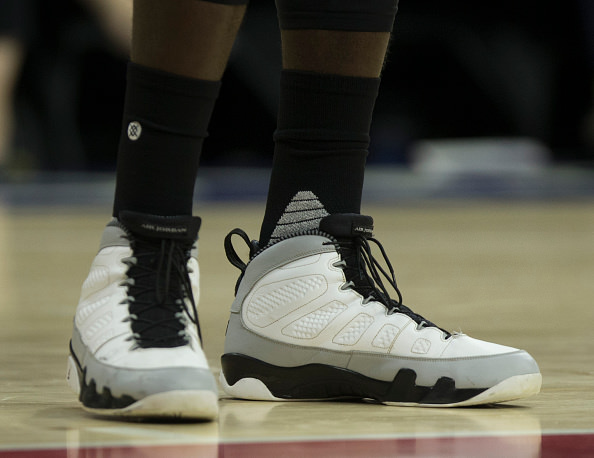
[67,211,541,420]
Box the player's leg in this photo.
[0,0,32,170]
[114,0,247,217]
[258,1,395,246]
[67,0,248,420]
[221,0,542,406]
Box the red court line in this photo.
[1,433,592,458]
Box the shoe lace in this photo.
[225,225,449,337]
[331,235,450,337]
[121,235,201,349]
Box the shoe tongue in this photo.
[119,211,201,242]
[319,213,374,239]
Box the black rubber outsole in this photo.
[221,353,487,405]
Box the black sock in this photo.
[112,63,221,217]
[259,70,381,246]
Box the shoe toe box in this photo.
[441,334,520,358]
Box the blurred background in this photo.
[1,0,594,201]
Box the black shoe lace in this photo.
[121,235,201,349]
[330,235,451,337]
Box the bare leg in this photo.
[132,0,246,80]
[282,30,390,77]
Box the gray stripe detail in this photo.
[71,326,217,399]
[224,313,540,389]
[270,191,329,241]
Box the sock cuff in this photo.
[276,0,398,32]
[123,62,222,138]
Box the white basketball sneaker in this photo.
[220,213,541,407]
[67,211,218,419]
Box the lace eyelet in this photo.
[340,281,355,291]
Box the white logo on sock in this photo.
[270,191,329,242]
[127,121,142,141]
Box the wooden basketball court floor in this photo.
[1,187,593,457]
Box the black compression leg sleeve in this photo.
[275,0,399,32]
[200,0,250,4]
